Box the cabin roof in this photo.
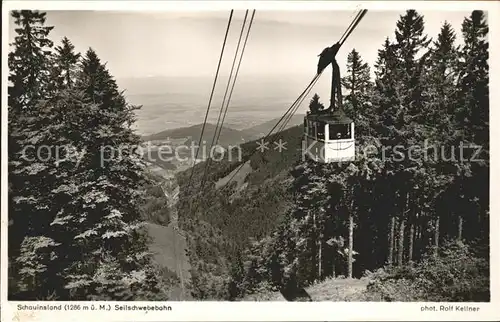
[305,109,353,124]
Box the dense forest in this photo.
[7,10,174,300]
[177,10,490,301]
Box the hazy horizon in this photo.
[8,9,479,135]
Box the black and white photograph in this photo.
[1,0,496,319]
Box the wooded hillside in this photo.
[7,10,175,300]
[176,10,490,301]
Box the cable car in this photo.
[303,21,364,164]
[304,109,355,163]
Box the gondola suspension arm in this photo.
[316,9,368,112]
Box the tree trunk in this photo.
[388,216,395,266]
[351,60,356,110]
[348,210,354,278]
[313,212,318,280]
[416,211,422,260]
[398,219,405,266]
[458,215,463,240]
[415,223,421,261]
[397,192,409,266]
[318,235,322,279]
[409,222,414,264]
[434,215,440,257]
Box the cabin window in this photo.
[329,123,351,140]
[317,122,325,140]
[312,123,317,138]
[304,119,307,128]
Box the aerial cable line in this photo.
[269,72,322,138]
[280,9,368,133]
[219,9,368,188]
[273,10,368,137]
[200,9,251,190]
[339,9,367,46]
[205,11,257,186]
[278,10,368,142]
[277,73,321,133]
[261,73,321,164]
[203,10,256,188]
[214,10,256,151]
[186,9,234,193]
[338,10,362,45]
[269,71,322,160]
[221,71,322,188]
[275,73,321,136]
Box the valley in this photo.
[143,162,191,300]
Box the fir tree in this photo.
[341,49,372,116]
[372,10,433,265]
[308,93,324,114]
[453,10,489,243]
[341,49,373,137]
[424,21,459,139]
[373,38,402,148]
[421,22,460,252]
[8,10,56,299]
[456,10,489,146]
[394,10,432,122]
[8,10,54,114]
[49,48,163,300]
[12,89,91,299]
[53,37,81,89]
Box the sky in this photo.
[6,8,487,134]
[9,9,474,81]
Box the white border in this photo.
[2,1,499,321]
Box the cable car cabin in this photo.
[304,110,355,163]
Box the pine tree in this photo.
[50,48,163,300]
[424,22,459,139]
[392,10,431,265]
[422,22,460,253]
[372,38,402,265]
[371,11,434,266]
[8,10,54,114]
[308,93,324,114]
[53,37,81,89]
[456,10,489,146]
[394,10,432,122]
[12,89,92,299]
[373,38,401,144]
[453,10,489,242]
[8,10,56,299]
[342,49,373,118]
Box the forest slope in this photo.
[174,10,490,302]
[177,124,304,241]
[142,123,250,147]
[175,125,305,299]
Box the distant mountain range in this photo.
[242,114,305,139]
[142,114,306,147]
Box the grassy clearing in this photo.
[215,160,252,190]
[244,277,370,301]
[145,222,192,300]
